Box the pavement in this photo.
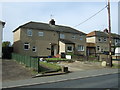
[22,73,119,88]
[2,68,119,89]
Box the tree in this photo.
[2,41,11,47]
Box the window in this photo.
[38,32,44,36]
[72,35,76,39]
[27,29,32,36]
[80,36,83,40]
[98,38,102,42]
[60,34,65,39]
[103,37,107,42]
[115,39,118,43]
[101,49,104,52]
[97,46,100,51]
[67,45,73,52]
[32,46,37,52]
[78,45,84,51]
[24,43,30,50]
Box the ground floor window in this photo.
[67,45,73,52]
[32,46,37,52]
[78,45,84,51]
[24,43,30,50]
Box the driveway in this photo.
[58,61,104,71]
[2,59,34,82]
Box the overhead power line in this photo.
[74,5,108,27]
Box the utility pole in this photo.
[107,0,112,67]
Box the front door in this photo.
[51,45,54,56]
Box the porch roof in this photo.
[87,43,96,47]
[60,39,75,44]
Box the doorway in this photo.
[51,45,54,56]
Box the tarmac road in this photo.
[19,73,119,88]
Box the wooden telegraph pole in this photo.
[107,0,112,67]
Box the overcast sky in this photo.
[0,1,118,43]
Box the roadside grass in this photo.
[39,61,61,71]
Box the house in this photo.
[0,21,5,58]
[13,19,86,57]
[86,29,120,56]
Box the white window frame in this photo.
[80,36,83,40]
[24,43,30,50]
[32,46,37,52]
[38,32,44,36]
[60,34,65,39]
[67,45,73,52]
[78,45,84,51]
[27,29,32,36]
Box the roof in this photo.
[60,39,75,44]
[87,31,108,37]
[86,43,96,47]
[13,21,86,35]
[111,33,120,39]
[87,30,120,38]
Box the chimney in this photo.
[49,19,55,25]
[103,28,108,33]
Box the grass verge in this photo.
[40,61,61,71]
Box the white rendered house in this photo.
[0,21,5,58]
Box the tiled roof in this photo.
[87,31,108,37]
[13,21,86,35]
[87,30,120,38]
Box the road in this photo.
[14,73,119,88]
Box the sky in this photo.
[0,1,118,44]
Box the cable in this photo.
[74,5,108,27]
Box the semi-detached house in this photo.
[86,29,120,56]
[13,19,86,57]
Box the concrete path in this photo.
[2,68,118,89]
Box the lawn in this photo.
[40,61,61,71]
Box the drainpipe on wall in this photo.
[57,31,60,54]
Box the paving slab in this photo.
[2,68,118,89]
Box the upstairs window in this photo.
[72,35,76,39]
[98,38,102,42]
[32,46,37,52]
[78,45,84,51]
[60,34,65,39]
[38,32,44,36]
[80,36,83,40]
[27,29,32,36]
[24,43,30,50]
